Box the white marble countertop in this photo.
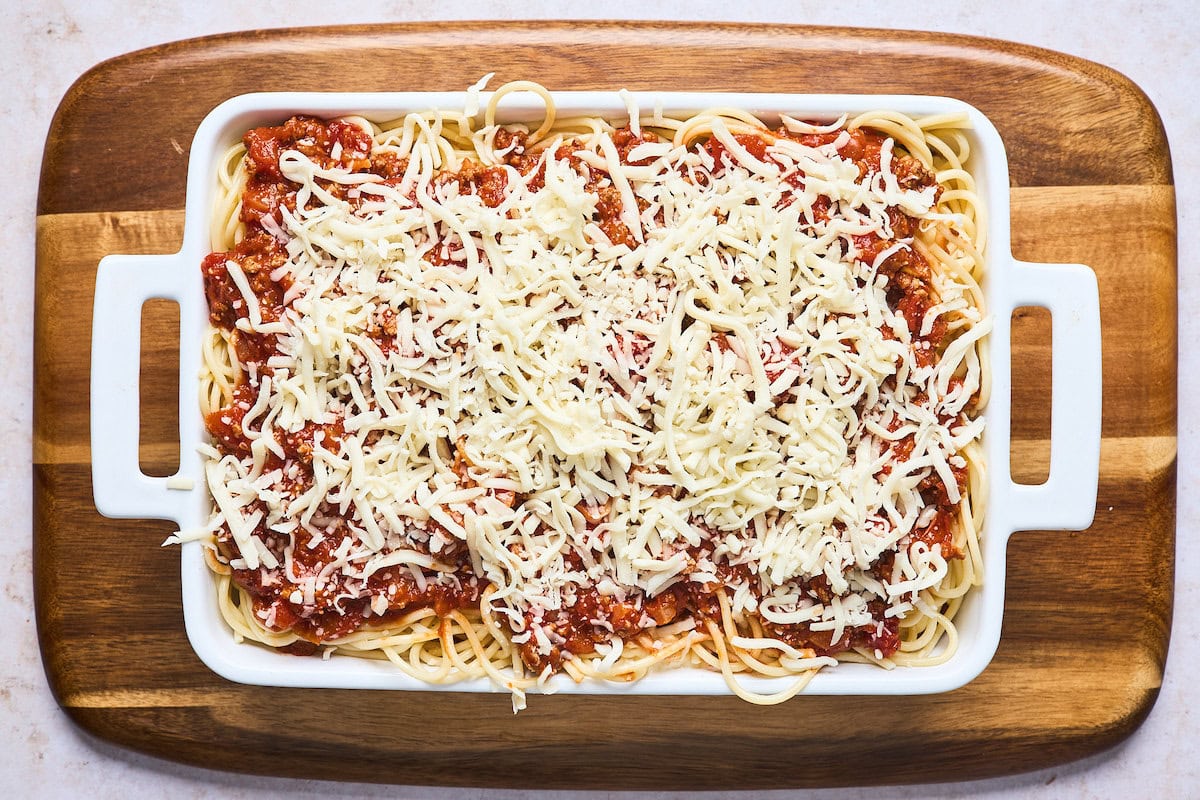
[4,1,1194,797]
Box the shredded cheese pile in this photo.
[196,110,988,671]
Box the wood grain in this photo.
[34,22,1176,789]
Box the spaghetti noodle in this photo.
[177,81,991,709]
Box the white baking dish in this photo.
[91,90,1101,698]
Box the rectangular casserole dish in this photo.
[90,89,1102,698]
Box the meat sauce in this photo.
[221,517,484,649]
[517,532,907,673]
[204,117,495,645]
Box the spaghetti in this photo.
[177,81,991,709]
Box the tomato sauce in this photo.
[439,159,510,208]
[204,384,256,458]
[202,232,290,329]
[595,185,635,248]
[703,132,770,168]
[217,491,483,646]
[517,588,647,672]
[909,508,962,559]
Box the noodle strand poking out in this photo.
[182,81,989,710]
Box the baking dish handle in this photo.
[91,252,188,521]
[1004,259,1102,532]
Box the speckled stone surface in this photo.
[4,2,1195,796]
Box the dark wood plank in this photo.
[35,458,1171,789]
[34,22,1176,789]
[38,22,1170,217]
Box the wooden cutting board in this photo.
[34,22,1176,789]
